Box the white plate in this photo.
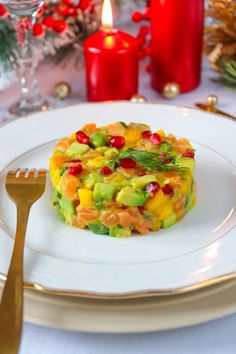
[0,103,236,297]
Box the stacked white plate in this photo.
[0,103,236,332]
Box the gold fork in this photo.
[0,169,46,354]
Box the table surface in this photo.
[1,26,236,354]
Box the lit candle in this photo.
[84,0,139,102]
[150,0,204,93]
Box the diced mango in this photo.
[124,129,142,147]
[151,218,161,231]
[87,156,106,168]
[49,167,61,187]
[158,204,174,220]
[145,190,168,214]
[70,132,76,140]
[82,123,97,135]
[78,189,93,207]
[157,129,165,138]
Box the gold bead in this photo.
[130,94,147,103]
[54,82,71,100]
[206,94,218,108]
[162,82,180,99]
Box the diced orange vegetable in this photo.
[82,123,97,136]
[60,175,80,200]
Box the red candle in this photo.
[84,0,139,102]
[150,0,204,93]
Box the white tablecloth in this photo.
[1,29,236,354]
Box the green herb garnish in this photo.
[118,149,186,173]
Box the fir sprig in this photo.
[118,149,186,173]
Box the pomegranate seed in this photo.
[162,184,174,196]
[150,133,161,145]
[68,164,83,176]
[76,130,90,145]
[146,182,160,196]
[102,166,112,175]
[109,136,125,150]
[182,150,195,158]
[138,206,145,215]
[159,152,170,164]
[69,159,81,163]
[120,158,137,169]
[142,130,151,139]
[138,173,147,176]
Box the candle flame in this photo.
[102,0,113,28]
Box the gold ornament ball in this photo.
[206,94,219,108]
[162,83,181,99]
[130,94,147,103]
[54,82,71,100]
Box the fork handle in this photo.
[0,203,30,354]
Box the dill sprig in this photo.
[118,149,186,173]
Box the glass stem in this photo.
[15,16,42,105]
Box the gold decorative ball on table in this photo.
[206,94,219,108]
[130,94,147,103]
[54,82,71,100]
[162,83,180,99]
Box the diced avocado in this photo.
[63,211,74,225]
[96,146,110,154]
[88,223,109,235]
[66,142,90,158]
[131,175,157,189]
[83,173,103,189]
[185,194,193,213]
[161,213,177,229]
[54,188,62,200]
[104,148,119,158]
[90,133,107,148]
[116,186,149,207]
[60,197,75,215]
[158,142,173,153]
[177,157,195,174]
[93,183,115,203]
[109,226,131,237]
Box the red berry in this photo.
[0,5,7,17]
[78,0,90,10]
[146,182,160,196]
[138,206,145,215]
[162,184,174,196]
[109,136,125,150]
[138,50,146,60]
[144,7,151,19]
[76,130,90,145]
[145,46,151,56]
[182,150,195,158]
[132,11,143,23]
[150,133,161,145]
[120,158,137,169]
[32,23,44,37]
[140,25,149,35]
[43,15,54,28]
[68,164,83,176]
[146,63,152,73]
[69,159,82,163]
[53,19,67,33]
[142,130,151,139]
[102,166,112,175]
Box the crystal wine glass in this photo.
[1,0,50,117]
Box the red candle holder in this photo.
[84,28,139,102]
[150,0,204,93]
